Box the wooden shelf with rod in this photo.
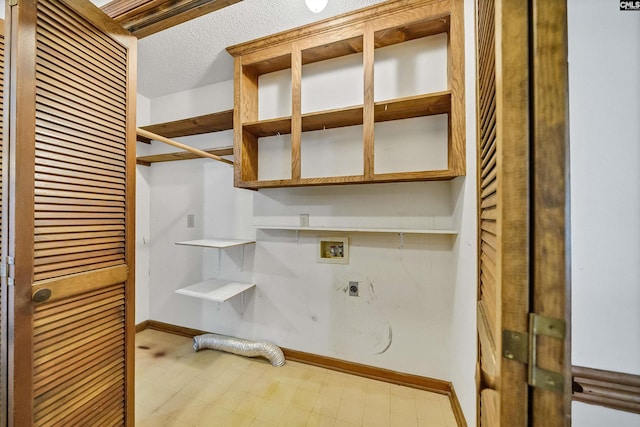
[137,146,234,166]
[226,0,465,189]
[136,109,234,165]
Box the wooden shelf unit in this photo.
[227,0,465,189]
[136,109,234,165]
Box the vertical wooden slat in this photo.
[449,0,466,175]
[363,23,375,180]
[291,43,302,182]
[531,0,571,425]
[495,0,531,423]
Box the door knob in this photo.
[32,288,52,303]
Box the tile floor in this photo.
[135,329,458,426]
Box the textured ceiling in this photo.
[134,0,388,98]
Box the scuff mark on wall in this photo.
[375,323,393,355]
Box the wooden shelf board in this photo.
[256,225,457,235]
[243,116,292,138]
[238,169,458,189]
[374,91,450,123]
[136,110,234,143]
[372,169,460,182]
[239,175,367,189]
[175,279,255,303]
[137,147,233,165]
[243,92,449,140]
[374,15,450,49]
[175,239,255,248]
[302,35,364,65]
[302,105,364,132]
[244,53,291,76]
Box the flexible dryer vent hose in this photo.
[193,333,286,367]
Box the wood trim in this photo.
[135,320,150,333]
[102,0,243,39]
[139,319,209,338]
[282,347,451,395]
[572,366,640,415]
[449,385,468,427]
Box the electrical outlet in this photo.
[187,214,195,228]
[348,281,359,296]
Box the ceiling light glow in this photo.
[305,0,328,13]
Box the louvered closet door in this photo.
[6,1,136,425]
[476,0,530,425]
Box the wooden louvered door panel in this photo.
[6,1,136,425]
[476,0,530,425]
[477,0,571,425]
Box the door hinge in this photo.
[503,313,566,393]
[1,257,14,278]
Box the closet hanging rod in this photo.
[136,128,234,166]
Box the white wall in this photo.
[136,5,477,425]
[136,94,152,323]
[568,0,640,425]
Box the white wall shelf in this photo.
[254,225,457,235]
[175,239,255,248]
[175,239,255,313]
[175,279,255,303]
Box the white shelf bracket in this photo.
[399,232,405,249]
[241,292,245,316]
[217,250,222,271]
